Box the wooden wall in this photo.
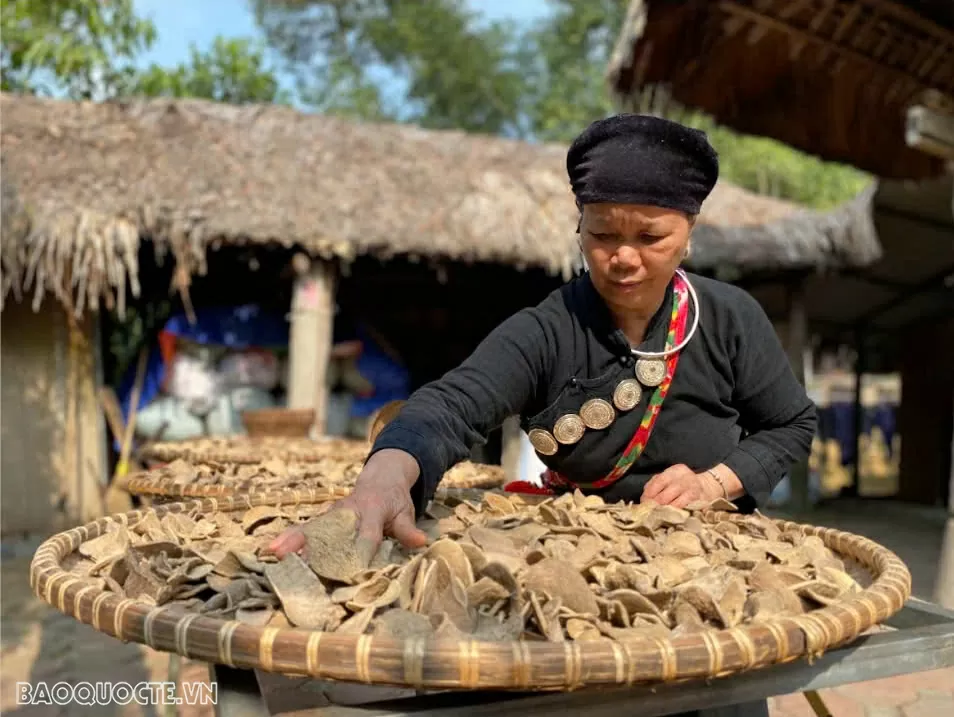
[1,300,106,536]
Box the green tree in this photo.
[521,0,869,208]
[1,0,157,99]
[520,0,626,143]
[131,36,289,104]
[253,0,868,207]
[250,0,528,134]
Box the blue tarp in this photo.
[117,305,289,424]
[335,323,411,418]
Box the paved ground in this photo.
[2,499,951,716]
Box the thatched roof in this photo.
[1,93,880,316]
[607,0,954,179]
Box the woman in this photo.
[270,113,816,563]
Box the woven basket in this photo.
[30,490,912,691]
[124,460,507,498]
[240,409,316,438]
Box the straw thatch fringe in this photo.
[30,489,911,690]
[2,93,881,317]
[687,183,881,275]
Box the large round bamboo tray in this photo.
[30,490,911,691]
[138,436,369,466]
[124,459,507,498]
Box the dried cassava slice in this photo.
[79,528,131,563]
[338,607,376,635]
[242,506,283,534]
[332,575,401,612]
[264,554,345,630]
[236,607,275,627]
[523,558,598,617]
[302,509,376,583]
[423,540,475,587]
[373,609,434,640]
[661,532,704,557]
[466,577,512,608]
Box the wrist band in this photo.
[706,468,728,499]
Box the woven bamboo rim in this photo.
[124,471,505,499]
[31,490,912,691]
[139,437,369,466]
[124,462,505,498]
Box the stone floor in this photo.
[1,499,951,716]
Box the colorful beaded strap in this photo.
[505,272,691,495]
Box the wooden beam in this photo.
[863,0,954,46]
[831,3,863,45]
[287,258,336,436]
[718,1,949,96]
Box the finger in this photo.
[654,484,683,506]
[355,505,386,546]
[389,510,429,549]
[671,491,695,509]
[642,474,670,500]
[267,528,305,558]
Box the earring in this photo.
[683,243,692,259]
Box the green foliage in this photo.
[130,36,290,104]
[250,0,528,135]
[519,0,625,143]
[677,112,871,210]
[251,0,870,208]
[1,0,157,99]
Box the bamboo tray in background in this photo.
[30,490,912,691]
[138,436,370,466]
[124,459,506,498]
[134,433,507,497]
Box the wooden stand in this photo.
[206,599,954,717]
[287,258,336,436]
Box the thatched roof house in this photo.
[1,92,880,317]
[606,0,954,179]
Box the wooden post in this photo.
[500,416,523,482]
[786,279,811,514]
[935,397,954,609]
[287,256,336,436]
[848,328,867,497]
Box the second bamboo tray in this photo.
[125,460,506,498]
[138,436,369,466]
[30,490,912,692]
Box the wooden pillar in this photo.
[786,279,811,514]
[848,328,866,497]
[287,256,336,436]
[500,416,523,482]
[935,399,954,609]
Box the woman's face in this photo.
[580,203,692,316]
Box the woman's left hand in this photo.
[641,464,723,508]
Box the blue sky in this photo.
[132,0,552,70]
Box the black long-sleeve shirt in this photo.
[370,271,817,516]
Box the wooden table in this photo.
[208,598,954,717]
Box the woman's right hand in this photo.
[267,448,428,559]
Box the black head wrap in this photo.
[567,114,719,217]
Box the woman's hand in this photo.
[641,463,742,508]
[267,448,428,559]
